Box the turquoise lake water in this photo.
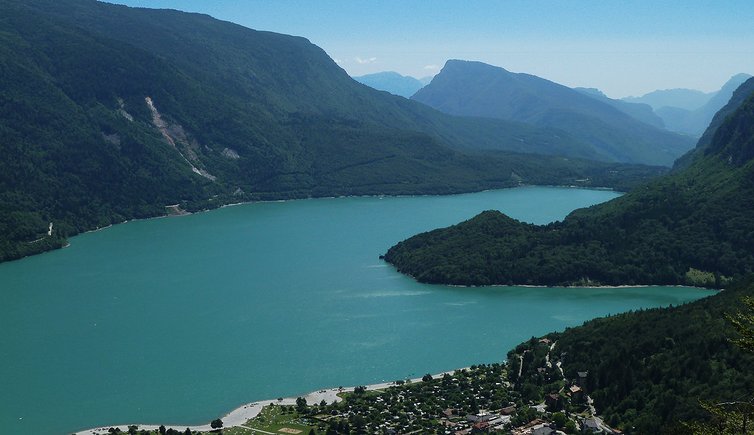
[0,187,716,434]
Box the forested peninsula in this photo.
[384,79,754,288]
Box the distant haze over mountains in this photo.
[624,88,713,111]
[623,73,752,137]
[356,65,751,142]
[412,60,695,166]
[352,71,433,98]
[573,87,665,129]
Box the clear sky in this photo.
[103,0,754,98]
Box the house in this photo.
[490,415,512,431]
[577,371,589,390]
[531,422,557,435]
[582,417,602,433]
[488,416,504,426]
[500,405,517,415]
[442,419,459,428]
[473,420,491,431]
[513,419,545,435]
[568,385,583,402]
[467,411,497,423]
[545,393,561,410]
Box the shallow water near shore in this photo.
[0,187,715,434]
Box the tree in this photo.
[159,425,166,435]
[210,418,223,429]
[687,296,754,434]
[422,373,433,382]
[552,412,567,428]
[564,420,577,433]
[296,397,307,413]
[728,296,754,352]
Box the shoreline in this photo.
[48,184,618,258]
[73,367,469,435]
[453,283,721,291]
[392,268,722,292]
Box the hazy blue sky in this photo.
[104,1,754,98]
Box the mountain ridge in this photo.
[412,59,695,166]
[623,88,712,111]
[384,80,754,287]
[353,71,428,98]
[574,87,665,129]
[632,73,752,137]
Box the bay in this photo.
[0,187,715,434]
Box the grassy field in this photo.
[239,405,317,435]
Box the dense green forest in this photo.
[384,80,754,287]
[0,0,666,263]
[509,277,754,434]
[674,77,754,170]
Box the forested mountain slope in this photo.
[674,77,754,169]
[16,0,606,160]
[384,83,754,287]
[412,60,695,166]
[509,277,754,433]
[0,0,665,262]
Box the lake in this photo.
[0,187,715,434]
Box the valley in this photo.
[1,1,753,434]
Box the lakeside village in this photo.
[85,338,624,435]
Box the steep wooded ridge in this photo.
[0,0,665,263]
[510,278,754,433]
[674,77,754,169]
[412,60,696,166]
[384,79,754,287]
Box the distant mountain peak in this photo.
[413,59,694,166]
[352,71,425,97]
[644,73,752,137]
[720,73,753,93]
[574,87,607,98]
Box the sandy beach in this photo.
[73,368,466,435]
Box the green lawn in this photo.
[241,405,318,435]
